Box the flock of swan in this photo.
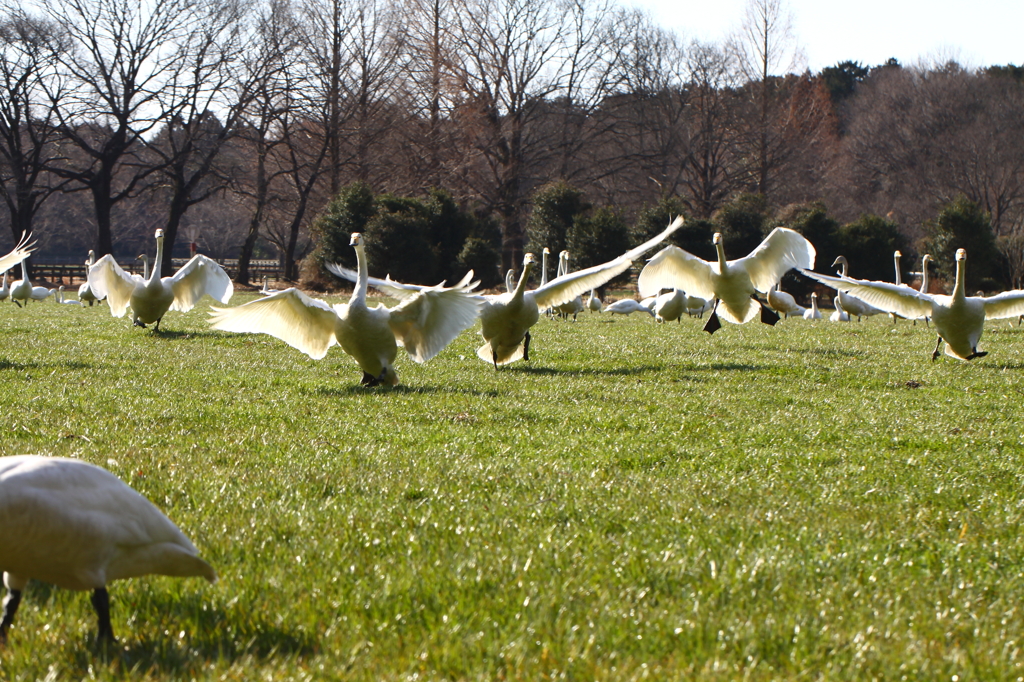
[3,216,1024,644]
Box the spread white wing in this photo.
[88,255,139,318]
[170,255,233,312]
[387,272,484,363]
[209,289,339,359]
[0,232,34,274]
[737,227,816,293]
[982,290,1024,319]
[800,269,933,320]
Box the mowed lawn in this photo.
[2,291,1024,680]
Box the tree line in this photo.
[2,0,1023,289]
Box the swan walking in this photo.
[801,249,1024,360]
[78,251,103,306]
[89,229,233,330]
[10,258,51,307]
[766,282,805,319]
[0,456,216,644]
[830,256,882,321]
[638,228,815,334]
[606,299,655,317]
[803,292,822,320]
[653,288,685,323]
[211,233,482,386]
[477,217,682,366]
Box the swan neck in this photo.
[894,256,901,286]
[921,262,929,293]
[540,252,548,285]
[150,238,163,282]
[953,257,966,300]
[352,242,369,303]
[21,259,28,281]
[514,263,534,299]
[839,258,848,277]
[812,296,818,312]
[715,242,727,269]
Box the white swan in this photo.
[211,233,482,386]
[504,269,515,294]
[605,299,655,316]
[801,249,1024,360]
[913,254,933,326]
[803,292,821,320]
[476,217,682,366]
[56,285,83,306]
[10,258,51,306]
[587,289,602,313]
[0,455,216,644]
[831,256,882,321]
[89,229,233,330]
[0,272,9,303]
[0,232,34,275]
[766,282,805,318]
[78,250,102,306]
[553,251,585,321]
[685,294,712,318]
[829,295,849,322]
[638,227,815,334]
[653,288,685,323]
[260,276,280,296]
[640,295,657,311]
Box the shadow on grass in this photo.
[0,359,92,371]
[680,362,765,372]
[795,347,868,358]
[146,329,227,341]
[503,364,664,377]
[311,384,502,398]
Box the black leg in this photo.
[361,371,376,385]
[702,301,721,335]
[523,331,531,361]
[931,335,943,361]
[759,301,779,326]
[91,588,116,643]
[133,319,146,328]
[0,588,22,643]
[492,351,498,370]
[966,348,988,361]
[13,300,21,308]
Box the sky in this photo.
[627,0,1024,73]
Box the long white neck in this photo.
[837,257,848,277]
[352,242,368,305]
[21,260,29,284]
[811,295,818,313]
[150,237,164,283]
[2,271,7,287]
[140,255,149,280]
[953,257,966,301]
[541,252,548,286]
[894,255,902,286]
[715,242,727,270]
[513,263,534,302]
[920,259,929,293]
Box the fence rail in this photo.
[27,259,284,285]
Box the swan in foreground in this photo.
[766,282,805,318]
[89,229,233,330]
[78,251,102,306]
[829,296,849,322]
[831,256,882,321]
[212,233,482,386]
[0,456,216,644]
[477,217,683,366]
[638,227,815,334]
[606,299,655,316]
[0,232,34,275]
[56,286,83,306]
[653,289,685,323]
[803,292,821,320]
[801,249,1024,360]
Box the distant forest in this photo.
[2,0,1024,288]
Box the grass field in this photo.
[2,291,1024,680]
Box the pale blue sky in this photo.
[627,0,1024,72]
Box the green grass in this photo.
[3,293,1024,680]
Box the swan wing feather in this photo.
[387,276,484,363]
[209,288,338,359]
[637,245,715,299]
[170,255,233,312]
[88,255,137,318]
[0,232,34,273]
[535,216,685,308]
[737,227,816,293]
[325,263,424,301]
[982,290,1024,319]
[800,270,932,319]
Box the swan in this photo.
[553,251,585,321]
[504,269,515,294]
[78,251,102,306]
[587,289,602,313]
[476,217,682,366]
[89,229,233,330]
[685,294,712,318]
[803,292,821,320]
[831,256,883,321]
[10,258,50,306]
[540,248,553,317]
[605,299,655,316]
[0,272,8,303]
[653,288,685,323]
[829,295,849,322]
[0,455,216,644]
[766,282,805,319]
[801,249,1024,360]
[638,227,815,334]
[640,295,657,311]
[913,254,933,326]
[0,232,34,276]
[211,233,482,386]
[56,286,83,306]
[260,276,280,296]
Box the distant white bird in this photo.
[0,271,9,303]
[766,282,805,319]
[803,292,822,320]
[587,289,602,313]
[56,285,82,306]
[801,248,1024,360]
[605,299,655,317]
[260,276,280,296]
[640,295,657,311]
[913,254,933,327]
[0,232,34,275]
[829,295,849,322]
[476,217,682,366]
[10,258,51,307]
[504,269,515,294]
[78,250,102,306]
[830,256,883,321]
[553,251,585,321]
[0,455,216,644]
[89,229,233,330]
[685,294,713,318]
[212,233,482,386]
[653,288,686,323]
[638,227,815,334]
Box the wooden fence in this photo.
[27,259,284,286]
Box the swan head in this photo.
[713,233,722,245]
[350,233,363,247]
[894,250,902,259]
[831,255,848,268]
[542,247,549,255]
[922,254,933,266]
[811,292,817,300]
[523,253,537,267]
[956,248,966,261]
[155,229,164,240]
[137,254,147,261]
